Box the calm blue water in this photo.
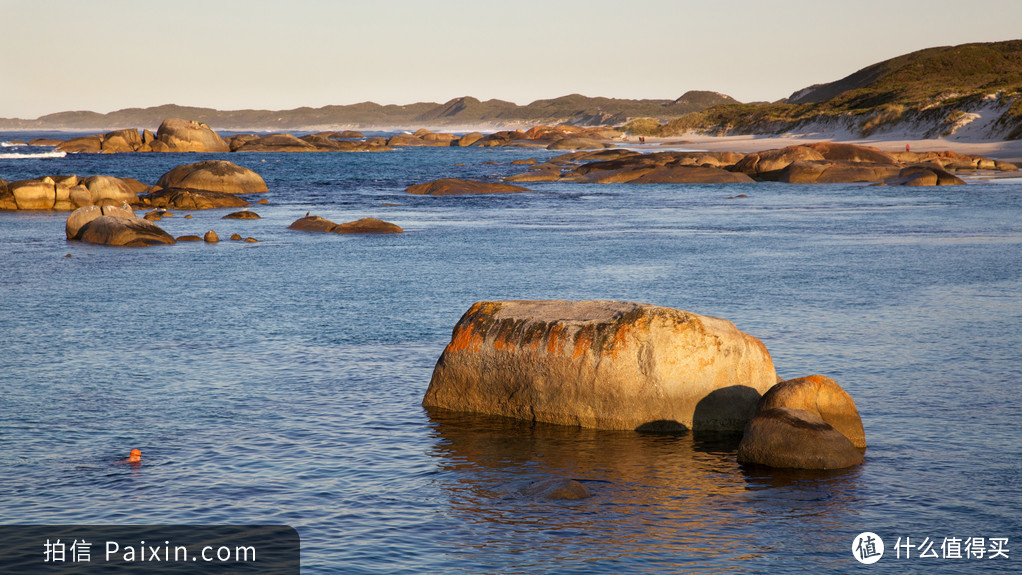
[1,134,1020,573]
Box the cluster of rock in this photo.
[1,160,266,212]
[423,300,866,469]
[226,132,390,152]
[48,119,621,154]
[57,119,230,153]
[507,142,1018,186]
[0,174,146,210]
[383,125,618,150]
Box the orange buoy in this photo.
[128,449,141,463]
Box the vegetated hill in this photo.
[0,91,738,131]
[636,40,1022,140]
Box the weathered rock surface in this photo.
[288,215,403,234]
[737,407,864,469]
[155,160,268,195]
[155,118,230,153]
[757,375,866,449]
[145,188,250,210]
[406,178,528,196]
[422,300,778,431]
[203,230,220,242]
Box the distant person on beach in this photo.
[906,144,911,152]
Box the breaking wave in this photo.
[0,150,66,159]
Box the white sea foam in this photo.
[1,141,22,147]
[0,150,66,159]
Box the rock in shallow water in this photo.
[737,407,864,470]
[520,478,591,500]
[757,374,866,449]
[422,300,778,431]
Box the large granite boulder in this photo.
[406,178,528,196]
[757,375,865,449]
[155,161,268,194]
[422,300,778,431]
[737,407,864,469]
[154,118,230,153]
[82,175,145,205]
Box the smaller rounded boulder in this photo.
[737,407,864,470]
[757,375,865,449]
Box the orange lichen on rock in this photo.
[423,300,778,431]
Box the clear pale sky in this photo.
[2,0,1020,118]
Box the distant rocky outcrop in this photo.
[406,178,528,196]
[66,206,175,247]
[288,215,403,234]
[508,143,1015,186]
[154,160,268,195]
[422,300,779,431]
[153,118,230,153]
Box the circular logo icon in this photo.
[852,532,885,564]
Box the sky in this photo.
[2,0,1021,119]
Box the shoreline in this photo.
[629,134,1022,163]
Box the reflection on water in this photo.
[425,408,863,572]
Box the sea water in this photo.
[1,135,1020,573]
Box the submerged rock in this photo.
[422,300,778,431]
[222,210,261,219]
[288,215,403,234]
[405,178,528,196]
[520,478,591,500]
